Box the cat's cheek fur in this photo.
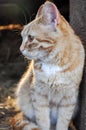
[21,48,47,60]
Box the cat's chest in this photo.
[35,62,63,80]
[34,62,74,90]
[35,63,67,85]
[41,63,63,77]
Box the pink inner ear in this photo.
[48,2,59,25]
[43,2,59,26]
[52,4,59,25]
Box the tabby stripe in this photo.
[36,38,54,44]
[50,101,57,107]
[32,128,41,130]
[19,123,29,130]
[59,103,76,108]
[40,104,49,107]
[36,92,48,99]
[14,120,29,127]
[64,95,74,99]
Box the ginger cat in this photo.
[11,1,85,130]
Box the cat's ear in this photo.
[36,1,59,26]
[36,4,43,18]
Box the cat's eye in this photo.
[28,35,34,42]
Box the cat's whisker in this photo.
[12,30,22,36]
[21,10,28,25]
[29,13,36,22]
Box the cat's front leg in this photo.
[56,88,78,130]
[32,91,50,130]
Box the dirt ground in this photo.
[0,30,27,130]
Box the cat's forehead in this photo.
[21,18,57,38]
[21,20,40,36]
[21,23,32,36]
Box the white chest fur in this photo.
[41,63,63,77]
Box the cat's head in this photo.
[20,1,71,62]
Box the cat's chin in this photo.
[21,50,37,60]
[24,56,32,60]
[25,55,35,60]
[24,54,36,60]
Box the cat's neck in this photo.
[34,60,70,76]
[41,62,63,76]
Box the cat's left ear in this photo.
[36,1,60,26]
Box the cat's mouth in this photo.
[21,49,47,61]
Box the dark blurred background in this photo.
[0,0,69,25]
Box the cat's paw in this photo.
[10,112,29,130]
[10,112,41,130]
